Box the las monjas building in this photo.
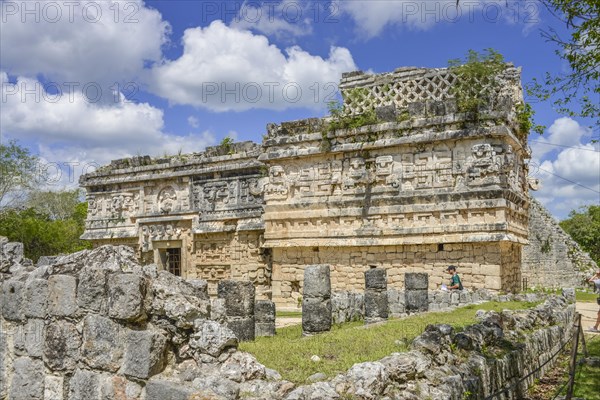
[80,65,544,306]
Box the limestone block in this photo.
[210,298,227,324]
[254,300,275,337]
[459,291,472,304]
[44,375,64,400]
[405,290,428,313]
[451,291,460,305]
[122,330,168,380]
[100,376,143,400]
[302,297,332,335]
[77,266,108,312]
[145,380,195,400]
[81,315,123,372]
[227,317,256,342]
[2,280,25,321]
[218,280,255,318]
[10,357,44,400]
[48,275,78,318]
[24,278,48,318]
[364,291,388,323]
[43,321,81,372]
[405,273,429,290]
[68,369,100,400]
[484,275,502,290]
[387,289,406,316]
[190,319,238,357]
[0,329,7,399]
[14,318,44,358]
[302,265,331,299]
[108,274,145,321]
[365,268,387,290]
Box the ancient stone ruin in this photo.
[0,238,578,399]
[79,64,589,306]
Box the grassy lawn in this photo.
[276,310,303,318]
[241,301,539,383]
[568,335,600,399]
[576,291,599,303]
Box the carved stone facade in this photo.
[80,65,532,306]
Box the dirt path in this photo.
[276,317,302,328]
[578,301,600,334]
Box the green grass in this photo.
[557,334,600,399]
[576,291,599,303]
[276,311,303,318]
[240,301,539,383]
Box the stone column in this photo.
[255,300,276,337]
[302,265,332,336]
[217,280,255,342]
[364,268,388,324]
[405,273,429,313]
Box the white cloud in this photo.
[187,115,200,128]
[1,73,216,187]
[529,117,600,219]
[0,0,169,87]
[530,116,592,159]
[336,0,540,39]
[150,20,356,111]
[230,0,313,40]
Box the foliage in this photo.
[448,48,507,114]
[0,140,42,209]
[448,49,544,140]
[559,205,600,265]
[218,136,235,155]
[26,189,83,220]
[0,196,91,262]
[240,301,539,384]
[527,0,600,132]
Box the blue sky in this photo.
[1,0,598,219]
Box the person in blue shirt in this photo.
[446,265,463,290]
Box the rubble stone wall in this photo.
[521,198,598,288]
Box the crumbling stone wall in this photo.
[0,243,284,400]
[522,198,598,288]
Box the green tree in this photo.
[0,194,92,262]
[0,140,41,209]
[26,189,83,220]
[559,205,600,265]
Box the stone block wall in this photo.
[522,198,598,288]
[272,242,522,307]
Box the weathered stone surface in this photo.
[10,357,44,400]
[255,300,275,337]
[107,274,145,321]
[210,298,227,324]
[219,352,266,383]
[81,315,124,372]
[332,291,364,324]
[100,375,143,400]
[77,266,108,312]
[145,380,195,400]
[14,318,44,358]
[218,280,255,318]
[44,375,64,400]
[122,330,168,379]
[0,329,7,399]
[189,319,238,357]
[333,361,388,399]
[302,265,331,299]
[69,369,100,400]
[405,289,428,313]
[24,278,48,318]
[365,268,387,290]
[2,280,25,321]
[364,290,388,323]
[302,297,332,335]
[404,273,429,290]
[150,271,210,329]
[226,317,256,342]
[43,321,81,371]
[47,275,78,317]
[387,289,406,317]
